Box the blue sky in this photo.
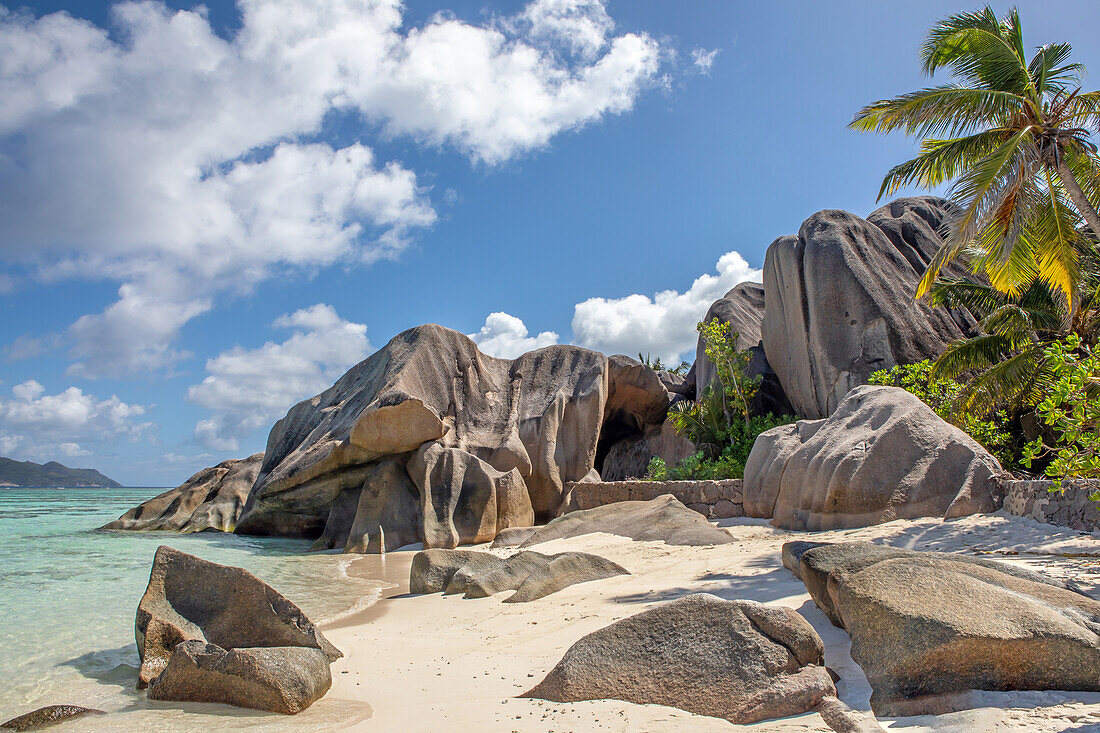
[2,0,1099,485]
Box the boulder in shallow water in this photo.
[147,641,331,714]
[743,385,1005,530]
[1,705,104,731]
[135,546,340,688]
[523,594,835,725]
[100,454,262,533]
[792,541,1100,713]
[520,494,734,547]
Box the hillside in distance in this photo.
[0,457,122,488]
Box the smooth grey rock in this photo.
[761,197,974,419]
[100,454,262,533]
[409,549,500,595]
[795,542,1100,713]
[489,526,539,549]
[147,641,331,714]
[523,594,835,725]
[135,546,340,688]
[1,706,104,731]
[519,494,735,547]
[235,325,626,549]
[505,552,628,603]
[743,386,1005,530]
[600,421,694,481]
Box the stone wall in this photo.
[1002,479,1100,533]
[565,479,744,520]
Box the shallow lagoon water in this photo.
[0,488,389,730]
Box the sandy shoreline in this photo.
[300,512,1100,733]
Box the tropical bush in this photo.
[869,360,1013,465]
[1021,335,1100,492]
[644,320,795,481]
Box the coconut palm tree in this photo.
[851,6,1100,313]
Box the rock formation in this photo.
[0,705,104,731]
[524,594,837,725]
[409,548,628,602]
[146,641,331,715]
[694,282,793,417]
[523,494,735,547]
[743,386,1004,530]
[228,325,677,552]
[787,541,1100,714]
[761,197,974,419]
[100,454,263,533]
[135,546,340,688]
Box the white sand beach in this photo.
[298,512,1100,733]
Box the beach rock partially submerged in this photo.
[135,546,340,688]
[524,594,836,725]
[520,494,734,547]
[410,548,628,602]
[761,197,975,419]
[1,705,104,731]
[790,541,1100,713]
[146,641,331,715]
[743,386,1004,530]
[100,454,263,533]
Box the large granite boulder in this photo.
[146,641,331,714]
[100,454,263,533]
[135,546,340,688]
[695,282,792,417]
[790,542,1100,714]
[523,594,836,725]
[743,385,1004,530]
[410,548,628,602]
[761,197,975,419]
[234,325,624,551]
[524,494,735,547]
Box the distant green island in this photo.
[0,457,122,488]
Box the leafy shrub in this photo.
[645,320,794,481]
[1021,335,1100,494]
[644,412,795,481]
[869,360,1013,466]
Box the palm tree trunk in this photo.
[1056,158,1100,242]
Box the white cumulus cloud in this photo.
[570,250,761,363]
[690,47,720,74]
[0,0,665,377]
[0,379,152,460]
[188,303,371,451]
[468,312,559,358]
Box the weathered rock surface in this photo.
[744,386,1004,530]
[147,641,331,714]
[523,594,836,725]
[410,548,628,602]
[600,421,694,481]
[791,542,1100,713]
[1,706,104,731]
[135,546,340,688]
[234,325,640,551]
[761,197,975,419]
[695,282,793,417]
[520,494,734,547]
[100,454,263,533]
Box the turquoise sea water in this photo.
[0,488,387,730]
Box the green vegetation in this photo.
[0,457,121,488]
[1021,335,1100,491]
[645,321,794,481]
[638,353,690,375]
[869,361,1013,465]
[854,6,1100,489]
